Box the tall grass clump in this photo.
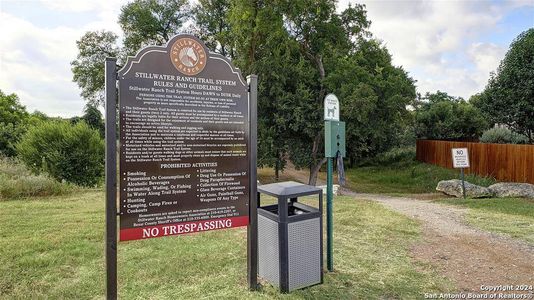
[0,157,76,200]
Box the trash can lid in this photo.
[258,181,322,197]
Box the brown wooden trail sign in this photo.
[105,34,258,299]
[117,35,250,241]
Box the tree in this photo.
[415,91,488,140]
[228,0,309,180]
[0,90,29,156]
[192,0,234,58]
[72,0,419,184]
[280,1,372,184]
[71,31,120,106]
[228,0,375,184]
[119,0,190,54]
[324,39,416,166]
[72,0,189,106]
[475,29,534,142]
[226,1,415,183]
[17,121,105,186]
[81,104,105,138]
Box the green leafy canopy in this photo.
[475,28,534,143]
[0,90,29,157]
[72,0,417,183]
[415,91,488,141]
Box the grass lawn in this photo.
[344,161,495,194]
[436,198,534,245]
[0,191,452,299]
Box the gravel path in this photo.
[340,189,534,293]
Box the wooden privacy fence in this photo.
[416,140,534,184]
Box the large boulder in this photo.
[488,182,534,198]
[436,179,493,198]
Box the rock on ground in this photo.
[436,179,493,198]
[488,182,534,198]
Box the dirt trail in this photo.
[341,189,534,292]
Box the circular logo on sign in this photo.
[170,37,206,75]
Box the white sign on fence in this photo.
[451,148,470,168]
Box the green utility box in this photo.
[325,121,345,158]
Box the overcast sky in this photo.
[0,0,533,117]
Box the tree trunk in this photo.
[248,1,258,67]
[308,54,327,185]
[308,131,322,184]
[308,157,327,186]
[275,157,280,181]
[315,54,326,101]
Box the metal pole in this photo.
[326,157,333,272]
[105,57,118,300]
[318,191,324,282]
[247,75,258,290]
[461,168,466,199]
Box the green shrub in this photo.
[415,91,488,140]
[479,127,529,144]
[0,157,76,199]
[16,121,104,186]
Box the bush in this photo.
[479,127,529,144]
[415,91,488,140]
[16,121,104,186]
[0,157,76,199]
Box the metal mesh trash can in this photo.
[257,181,323,292]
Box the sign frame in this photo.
[104,34,259,298]
[117,34,251,242]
